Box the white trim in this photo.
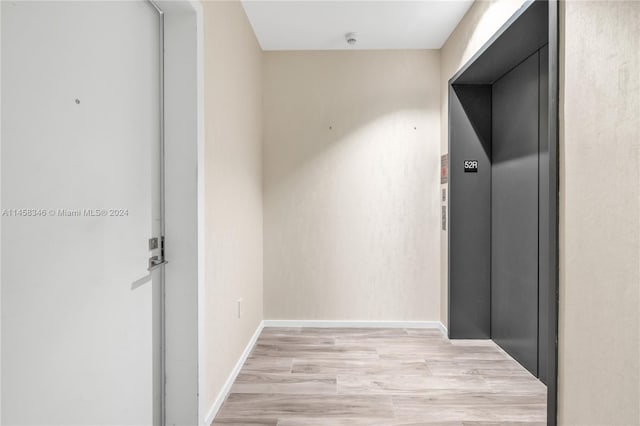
[263,320,447,335]
[204,321,265,426]
[0,3,3,421]
[189,1,206,425]
[153,2,203,424]
[440,322,449,336]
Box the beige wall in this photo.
[200,1,640,422]
[439,0,528,329]
[559,1,640,424]
[202,0,263,414]
[263,50,441,321]
[440,0,640,423]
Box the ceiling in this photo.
[241,1,474,51]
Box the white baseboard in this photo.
[440,322,449,336]
[203,320,264,426]
[263,319,447,335]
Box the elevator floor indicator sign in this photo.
[464,160,478,173]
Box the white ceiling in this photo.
[241,1,474,51]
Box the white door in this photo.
[1,1,163,424]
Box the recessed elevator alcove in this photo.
[448,0,556,394]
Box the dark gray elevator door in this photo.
[491,52,539,375]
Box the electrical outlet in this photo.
[237,298,243,319]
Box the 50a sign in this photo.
[464,160,478,173]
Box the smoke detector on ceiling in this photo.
[345,32,357,45]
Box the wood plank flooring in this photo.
[212,327,546,425]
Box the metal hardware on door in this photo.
[148,236,167,271]
[148,256,168,271]
[149,237,159,250]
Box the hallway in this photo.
[213,327,546,425]
[2,1,639,424]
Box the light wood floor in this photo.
[212,327,547,425]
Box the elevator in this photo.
[447,0,558,422]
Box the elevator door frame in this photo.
[446,1,559,424]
